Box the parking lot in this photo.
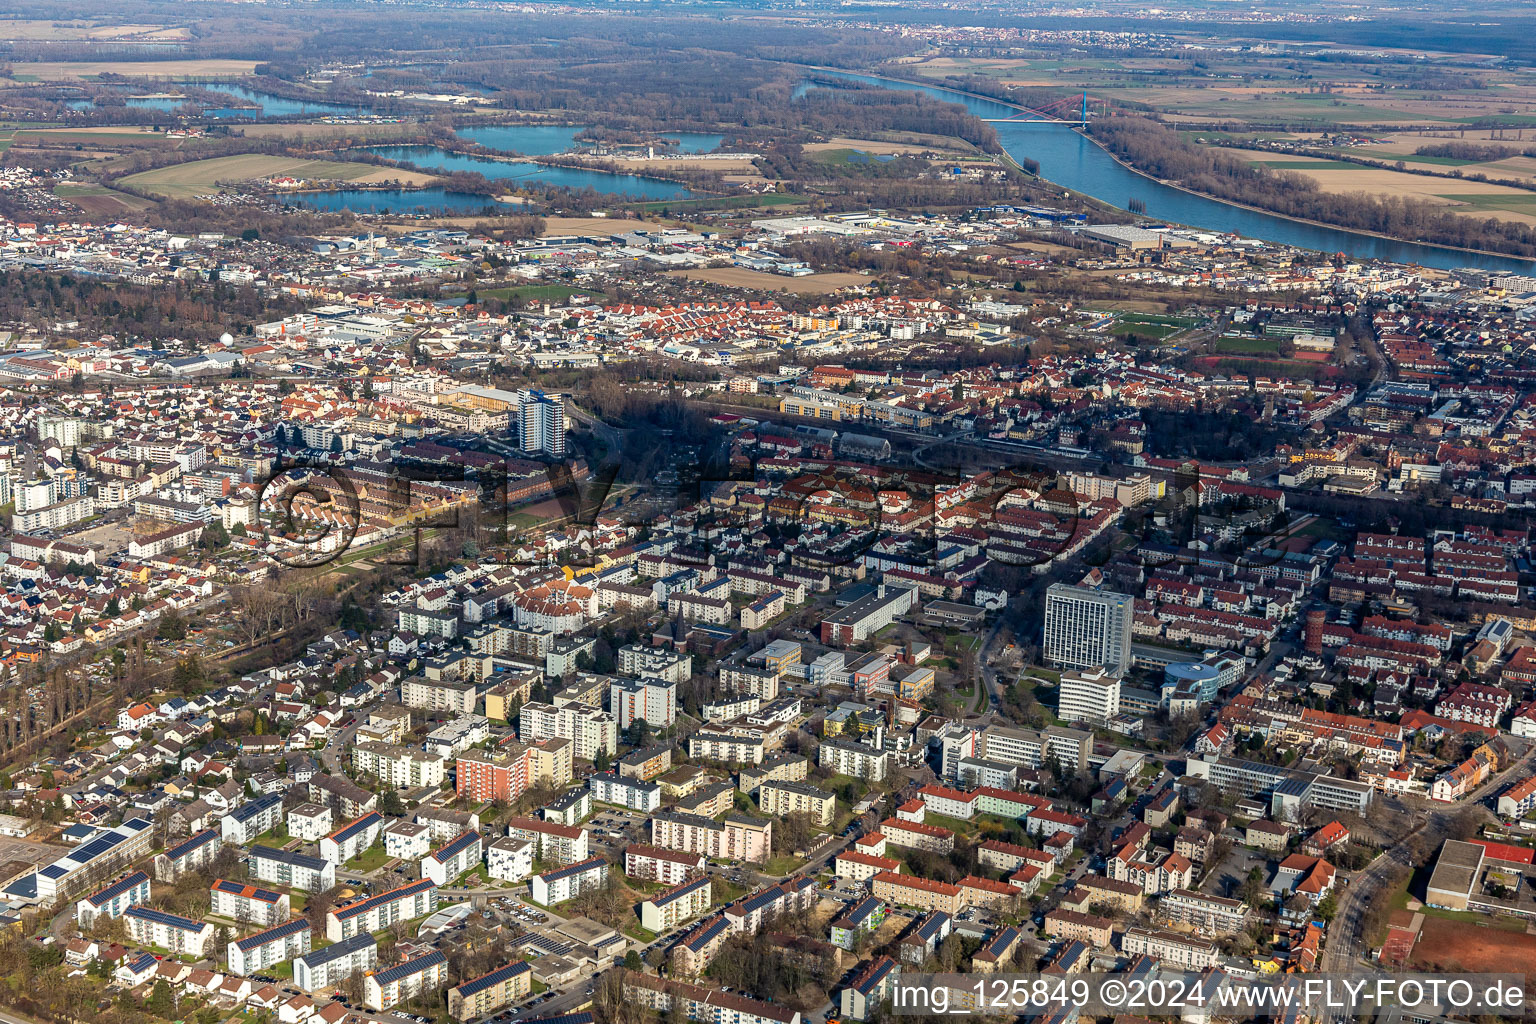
[586,808,647,856]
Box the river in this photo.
[801,70,1536,273]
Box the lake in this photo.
[453,124,723,156]
[362,145,696,199]
[801,70,1536,273]
[72,84,365,119]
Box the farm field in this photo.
[54,183,154,214]
[6,59,261,79]
[0,20,189,41]
[240,122,423,142]
[120,154,438,199]
[804,134,977,156]
[665,266,867,294]
[600,154,761,176]
[1221,147,1536,225]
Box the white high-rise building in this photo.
[610,676,677,730]
[1042,583,1134,674]
[517,388,566,457]
[1056,667,1122,726]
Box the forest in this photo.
[1093,115,1536,259]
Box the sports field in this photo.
[121,154,437,199]
[1408,915,1536,974]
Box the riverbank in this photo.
[799,63,1536,270]
[1084,128,1536,267]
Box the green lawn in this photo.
[921,811,979,837]
[623,922,659,944]
[762,855,805,875]
[712,878,750,903]
[1215,335,1282,354]
[346,843,393,873]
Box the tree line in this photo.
[1093,114,1536,258]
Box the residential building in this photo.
[1056,667,1122,726]
[590,771,662,812]
[1121,927,1220,969]
[294,933,377,992]
[75,871,151,929]
[625,844,705,886]
[320,812,384,866]
[249,846,335,893]
[325,879,437,942]
[530,857,608,905]
[124,906,214,957]
[505,817,589,864]
[610,677,678,730]
[365,949,448,1011]
[485,837,535,883]
[758,780,835,826]
[1043,583,1134,674]
[649,811,773,864]
[210,878,290,927]
[640,875,714,932]
[448,961,533,1021]
[222,793,283,844]
[423,830,482,886]
[228,918,311,977]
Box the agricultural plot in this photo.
[120,154,436,199]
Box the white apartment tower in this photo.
[1043,583,1134,675]
[517,388,567,457]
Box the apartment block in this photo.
[423,830,483,886]
[228,918,311,977]
[295,933,377,992]
[325,879,437,942]
[530,856,608,905]
[505,816,589,865]
[365,949,448,1011]
[590,771,663,812]
[1121,927,1220,969]
[518,700,617,762]
[320,811,384,866]
[649,811,773,864]
[76,871,151,929]
[351,742,446,788]
[625,844,706,886]
[210,878,290,926]
[818,738,890,781]
[758,780,835,826]
[640,875,713,932]
[448,961,532,1021]
[124,906,214,957]
[249,846,335,893]
[485,837,535,883]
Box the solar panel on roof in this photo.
[455,960,530,997]
[126,905,204,930]
[86,872,149,906]
[373,949,446,986]
[235,918,308,951]
[298,932,374,968]
[434,831,479,861]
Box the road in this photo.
[1322,741,1535,971]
